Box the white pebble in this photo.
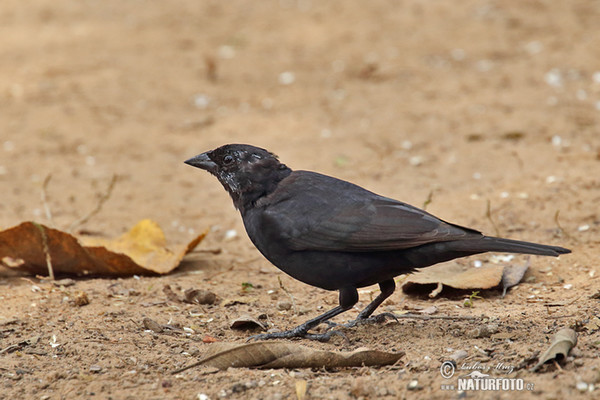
[470,194,480,200]
[545,69,562,87]
[320,128,332,138]
[198,394,211,400]
[472,172,482,180]
[525,41,543,55]
[552,135,562,147]
[576,89,587,101]
[595,101,600,111]
[593,71,600,84]
[476,59,493,72]
[490,255,514,264]
[0,165,6,175]
[500,191,509,198]
[76,144,88,154]
[278,71,295,85]
[85,156,96,166]
[261,98,274,109]
[546,176,557,184]
[451,48,466,61]
[218,45,235,59]
[473,260,483,268]
[576,381,588,392]
[188,228,196,235]
[224,229,237,240]
[578,225,590,232]
[409,156,423,166]
[3,141,15,152]
[401,140,413,150]
[517,192,529,199]
[193,94,210,109]
[563,284,573,290]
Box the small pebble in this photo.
[277,301,292,311]
[73,291,89,306]
[184,289,217,305]
[407,380,421,391]
[576,381,588,392]
[89,365,102,373]
[278,71,295,85]
[143,318,163,333]
[450,350,468,362]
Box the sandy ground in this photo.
[1,0,599,399]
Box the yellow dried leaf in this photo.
[0,220,207,277]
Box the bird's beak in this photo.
[184,152,217,171]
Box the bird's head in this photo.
[185,144,291,213]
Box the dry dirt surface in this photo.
[1,1,599,399]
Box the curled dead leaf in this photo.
[402,263,504,297]
[230,315,267,331]
[501,260,530,297]
[0,220,207,277]
[530,328,578,372]
[403,260,531,298]
[173,342,404,372]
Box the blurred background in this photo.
[1,0,598,245]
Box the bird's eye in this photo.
[223,155,234,165]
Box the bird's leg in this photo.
[345,280,397,327]
[248,287,358,342]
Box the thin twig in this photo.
[392,313,480,321]
[553,210,573,241]
[486,199,501,237]
[41,174,53,226]
[68,174,118,233]
[278,276,298,315]
[33,222,54,280]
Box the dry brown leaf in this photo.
[230,315,268,331]
[402,263,505,297]
[0,220,206,277]
[295,379,308,400]
[501,260,530,297]
[175,342,404,372]
[530,328,578,372]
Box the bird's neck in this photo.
[231,165,292,214]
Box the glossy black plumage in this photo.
[185,144,570,340]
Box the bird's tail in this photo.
[462,236,571,257]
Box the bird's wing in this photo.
[261,172,482,252]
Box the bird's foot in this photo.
[247,325,347,343]
[344,312,399,328]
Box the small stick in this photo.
[33,222,54,280]
[68,174,118,233]
[392,313,480,321]
[553,210,573,240]
[486,199,501,237]
[41,174,53,226]
[278,276,298,315]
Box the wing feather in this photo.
[261,171,481,252]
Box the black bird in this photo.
[185,144,570,341]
